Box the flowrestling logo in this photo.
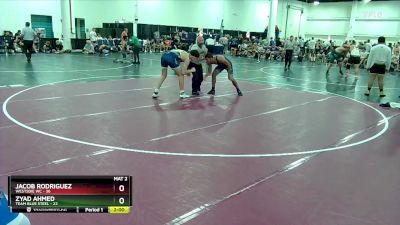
[362,11,383,19]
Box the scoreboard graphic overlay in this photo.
[8,176,132,213]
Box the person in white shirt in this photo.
[365,39,372,61]
[205,35,215,53]
[364,36,392,97]
[256,43,265,62]
[143,39,149,53]
[82,40,95,54]
[205,36,215,46]
[21,22,36,62]
[284,35,295,70]
[89,28,97,43]
[308,37,316,62]
[345,40,361,79]
[365,39,372,54]
[298,37,305,57]
[220,35,229,53]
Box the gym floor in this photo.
[1,53,400,225]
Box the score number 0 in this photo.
[117,184,126,205]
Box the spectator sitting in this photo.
[230,37,238,56]
[112,37,121,51]
[107,36,117,52]
[149,38,155,52]
[54,40,65,53]
[4,31,15,53]
[94,35,108,54]
[269,46,284,61]
[143,38,151,53]
[276,37,283,47]
[255,43,266,62]
[220,35,228,53]
[172,33,180,49]
[215,41,223,47]
[14,30,23,52]
[152,39,161,53]
[162,38,172,52]
[14,30,21,39]
[83,40,95,54]
[238,41,248,57]
[269,37,275,47]
[248,43,258,58]
[317,48,326,62]
[42,41,52,53]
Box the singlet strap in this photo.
[215,56,220,64]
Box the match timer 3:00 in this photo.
[8,176,132,213]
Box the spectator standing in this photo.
[131,33,140,64]
[89,28,97,43]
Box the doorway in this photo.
[75,18,86,39]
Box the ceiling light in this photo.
[363,0,371,3]
[313,1,320,5]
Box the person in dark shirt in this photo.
[42,41,52,53]
[131,33,140,64]
[4,31,15,53]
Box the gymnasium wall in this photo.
[74,0,305,38]
[0,0,304,39]
[76,0,272,34]
[276,0,308,38]
[0,0,62,37]
[3,0,398,42]
[305,1,400,41]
